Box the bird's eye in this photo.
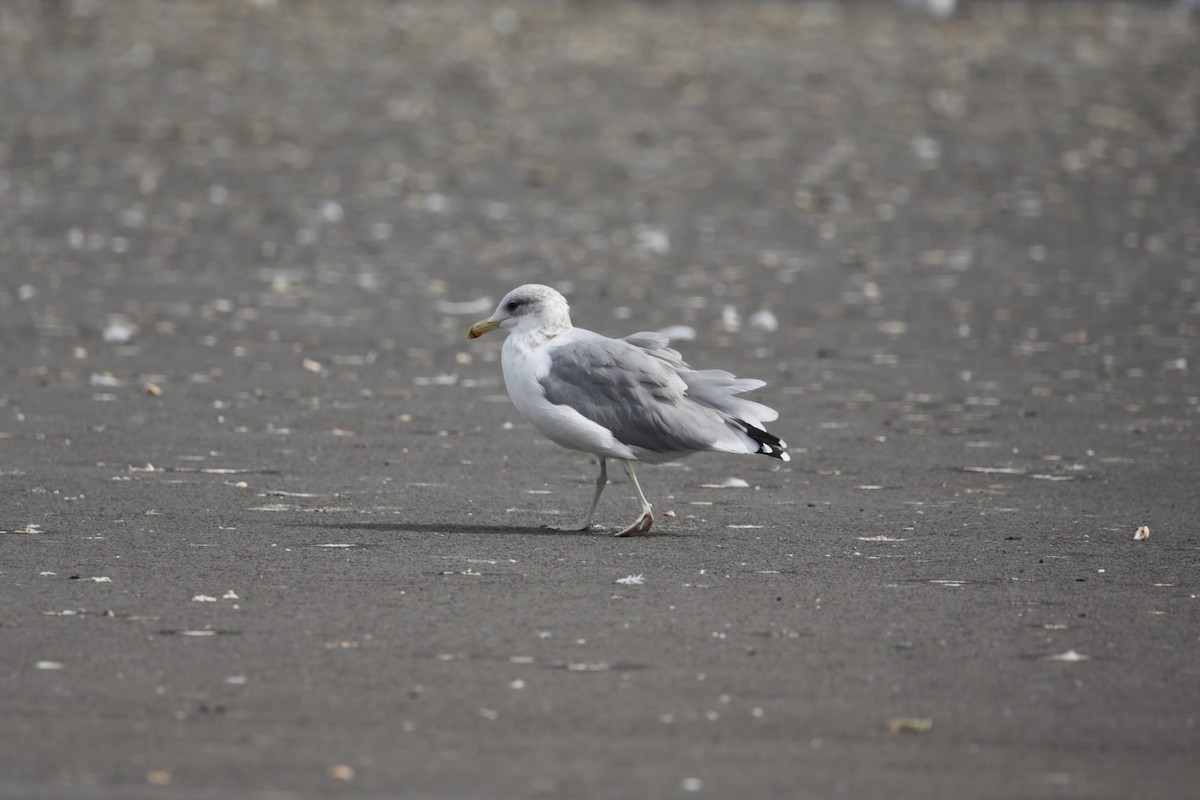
[506,300,521,312]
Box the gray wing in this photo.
[625,332,779,427]
[539,333,719,454]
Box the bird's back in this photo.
[536,329,784,461]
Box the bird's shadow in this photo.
[292,521,688,538]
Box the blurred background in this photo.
[0,0,1196,441]
[2,4,1198,796]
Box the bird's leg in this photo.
[614,460,654,537]
[549,458,607,532]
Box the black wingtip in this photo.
[733,418,790,461]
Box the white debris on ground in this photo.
[615,575,645,585]
[700,477,750,489]
[747,309,779,332]
[656,324,697,341]
[102,320,134,343]
[414,373,459,386]
[435,297,493,316]
[634,228,670,256]
[89,373,123,387]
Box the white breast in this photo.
[502,333,636,460]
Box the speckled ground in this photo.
[1,2,1198,798]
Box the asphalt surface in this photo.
[2,2,1199,798]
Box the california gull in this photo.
[467,284,788,536]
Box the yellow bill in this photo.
[467,318,501,339]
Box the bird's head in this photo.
[467,284,572,339]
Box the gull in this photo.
[467,284,789,536]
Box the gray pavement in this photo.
[1,2,1198,798]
